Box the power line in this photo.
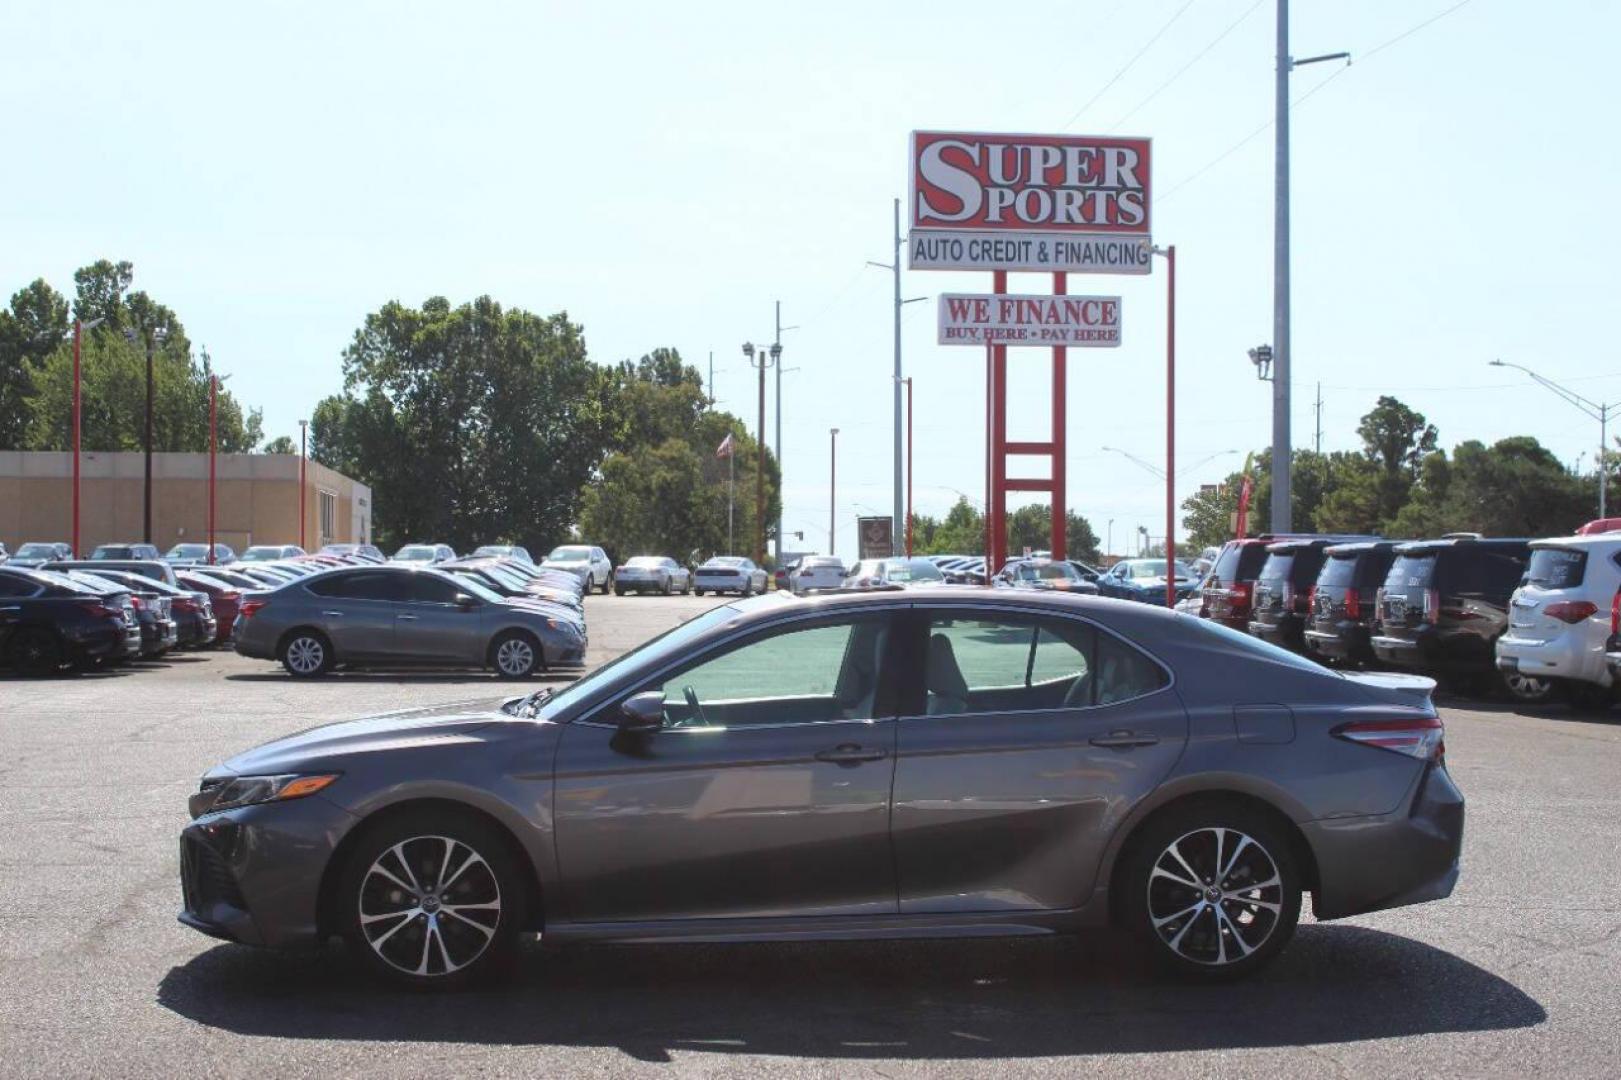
[1159,0,1478,203]
[1107,0,1265,133]
[1061,0,1201,130]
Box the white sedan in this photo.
[693,556,768,596]
[613,556,692,596]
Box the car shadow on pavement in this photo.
[223,672,580,685]
[157,926,1544,1062]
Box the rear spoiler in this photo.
[1342,671,1437,707]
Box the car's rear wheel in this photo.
[6,628,64,675]
[661,577,673,596]
[693,587,704,597]
[1498,668,1556,705]
[339,812,524,990]
[741,580,754,597]
[599,571,613,595]
[490,630,540,679]
[279,629,332,678]
[1121,803,1302,980]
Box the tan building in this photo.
[0,451,372,556]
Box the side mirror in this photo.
[618,691,665,734]
[454,593,480,609]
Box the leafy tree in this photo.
[1390,436,1590,537]
[71,260,134,331]
[0,279,70,447]
[1005,504,1103,562]
[921,497,986,555]
[263,435,297,454]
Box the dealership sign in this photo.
[938,293,1121,347]
[909,130,1151,273]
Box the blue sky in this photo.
[4,0,1616,557]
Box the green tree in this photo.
[1389,436,1590,537]
[0,279,71,447]
[921,497,986,555]
[263,435,297,454]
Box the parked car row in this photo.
[0,563,207,674]
[1188,523,1621,712]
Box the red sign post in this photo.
[910,131,1152,576]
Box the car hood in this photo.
[206,697,512,780]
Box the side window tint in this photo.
[653,618,888,728]
[305,573,353,598]
[925,617,1094,715]
[0,576,38,597]
[1094,632,1169,705]
[409,575,461,603]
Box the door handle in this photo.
[397,614,418,621]
[322,611,344,617]
[1090,730,1160,749]
[815,743,887,765]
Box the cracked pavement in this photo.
[2,592,1618,1078]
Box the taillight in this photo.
[221,590,240,601]
[1306,585,1317,613]
[239,598,268,619]
[173,597,197,613]
[1334,716,1445,761]
[1612,588,1621,635]
[77,601,123,620]
[1544,600,1599,625]
[1281,582,1296,612]
[130,596,146,611]
[1229,580,1252,614]
[1345,589,1361,620]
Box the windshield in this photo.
[1185,613,1339,675]
[547,547,590,562]
[93,547,134,558]
[626,557,664,568]
[166,544,207,558]
[15,544,60,558]
[29,569,96,594]
[394,546,439,560]
[704,558,745,568]
[898,559,944,581]
[241,547,283,561]
[535,604,742,721]
[1128,560,1192,578]
[1033,562,1080,581]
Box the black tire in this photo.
[599,572,612,595]
[489,629,540,679]
[1119,801,1302,981]
[6,628,65,675]
[693,588,704,597]
[613,587,625,597]
[1497,668,1557,705]
[741,580,753,598]
[661,577,673,596]
[337,809,527,990]
[279,629,333,678]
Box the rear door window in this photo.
[1386,554,1436,591]
[1316,555,1358,589]
[1526,548,1586,589]
[1257,553,1294,585]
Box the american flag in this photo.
[715,433,735,459]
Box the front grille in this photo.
[181,837,247,912]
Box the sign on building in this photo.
[909,131,1152,273]
[938,292,1121,347]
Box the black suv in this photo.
[1247,539,1346,653]
[0,566,142,673]
[1370,537,1541,696]
[1302,541,1399,666]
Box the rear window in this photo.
[1210,542,1270,588]
[1386,553,1436,591]
[1316,555,1358,589]
[1257,553,1294,584]
[1526,548,1586,589]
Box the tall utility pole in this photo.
[1314,381,1323,454]
[125,324,166,544]
[1273,0,1349,534]
[299,419,308,550]
[1490,359,1618,518]
[742,342,778,565]
[707,350,714,408]
[1271,0,1292,535]
[891,199,903,554]
[774,302,783,565]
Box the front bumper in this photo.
[1305,760,1464,920]
[178,795,357,948]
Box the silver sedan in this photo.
[613,556,691,596]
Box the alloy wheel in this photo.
[495,636,535,676]
[285,636,325,675]
[358,835,502,978]
[1503,671,1554,703]
[1146,827,1283,967]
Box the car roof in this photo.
[1393,537,1530,554]
[1322,540,1399,556]
[1529,534,1621,550]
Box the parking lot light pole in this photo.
[829,428,839,556]
[1490,359,1618,518]
[71,316,106,557]
[125,325,168,545]
[299,419,308,550]
[209,373,233,564]
[1146,243,1177,607]
[743,343,777,566]
[896,377,913,555]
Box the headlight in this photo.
[209,773,339,811]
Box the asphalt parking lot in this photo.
[3,592,1619,1078]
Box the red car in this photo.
[175,569,245,645]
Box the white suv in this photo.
[543,544,614,593]
[1495,534,1621,712]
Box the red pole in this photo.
[209,376,217,564]
[904,377,913,556]
[1165,245,1177,608]
[72,320,82,557]
[299,420,308,551]
[984,343,993,584]
[1052,271,1067,561]
[991,269,1008,575]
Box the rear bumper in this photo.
[1248,615,1305,652]
[1304,622,1371,663]
[1370,629,1489,675]
[178,796,357,948]
[1305,762,1465,920]
[1496,631,1611,687]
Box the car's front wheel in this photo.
[1120,802,1302,980]
[489,630,540,679]
[599,571,613,595]
[339,811,525,989]
[279,630,332,678]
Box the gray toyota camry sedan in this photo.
[179,588,1463,988]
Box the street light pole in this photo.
[898,376,914,555]
[742,342,777,566]
[891,198,903,555]
[1490,359,1619,518]
[829,427,839,556]
[208,373,232,564]
[125,324,167,545]
[299,419,308,550]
